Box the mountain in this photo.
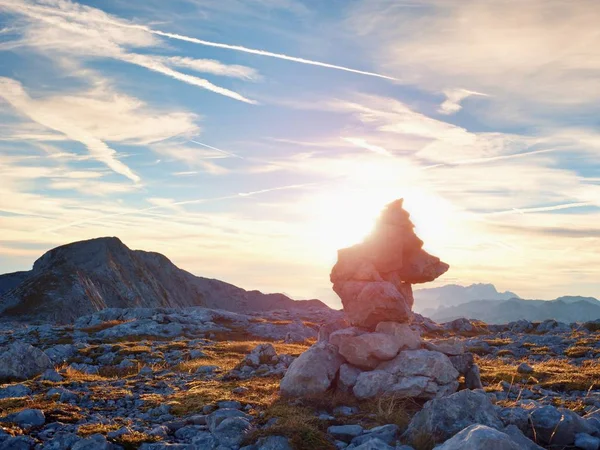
[413,283,520,314]
[0,237,330,323]
[430,297,600,324]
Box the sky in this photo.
[0,0,599,307]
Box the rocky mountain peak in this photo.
[32,236,129,273]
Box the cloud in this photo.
[438,88,488,115]
[347,0,600,109]
[0,0,256,103]
[148,28,398,81]
[165,57,260,81]
[0,77,140,182]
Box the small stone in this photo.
[517,363,534,374]
[327,424,363,442]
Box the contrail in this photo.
[189,140,245,159]
[486,202,592,216]
[148,29,398,81]
[40,182,319,232]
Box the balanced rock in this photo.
[331,199,448,328]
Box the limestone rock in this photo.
[280,342,344,397]
[332,281,411,328]
[404,389,503,444]
[330,199,449,328]
[338,332,403,370]
[0,341,53,382]
[378,349,459,385]
[435,425,521,450]
[375,322,422,349]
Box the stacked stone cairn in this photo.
[280,199,482,399]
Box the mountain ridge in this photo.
[431,296,600,324]
[0,237,331,323]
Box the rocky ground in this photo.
[1,308,600,450]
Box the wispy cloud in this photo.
[438,88,488,115]
[0,77,140,182]
[165,57,260,81]
[148,28,398,81]
[0,0,256,103]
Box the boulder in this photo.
[435,425,521,450]
[280,342,344,397]
[404,389,503,444]
[375,322,422,349]
[425,338,465,355]
[0,341,53,382]
[333,281,411,328]
[338,364,362,393]
[528,405,595,446]
[338,332,403,369]
[379,349,459,385]
[352,349,459,400]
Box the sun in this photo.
[305,185,456,259]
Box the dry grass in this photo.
[478,356,600,393]
[0,396,83,423]
[119,345,152,355]
[173,340,310,374]
[80,320,130,334]
[564,346,594,358]
[115,431,160,450]
[246,400,335,450]
[78,423,122,437]
[170,376,281,415]
[484,338,513,347]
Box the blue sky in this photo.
[0,0,599,306]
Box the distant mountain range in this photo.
[430,296,600,324]
[0,237,329,323]
[413,283,520,315]
[414,283,600,324]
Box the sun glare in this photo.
[306,182,457,260]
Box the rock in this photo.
[318,319,349,342]
[0,384,31,399]
[206,409,251,432]
[328,425,363,442]
[350,424,398,447]
[502,425,544,450]
[575,433,600,450]
[353,349,460,400]
[404,389,503,444]
[0,436,36,450]
[332,281,412,328]
[0,341,53,381]
[338,364,362,393]
[517,363,534,374]
[448,353,474,375]
[425,338,465,355]
[465,364,483,389]
[379,349,459,385]
[338,332,403,369]
[528,405,595,446]
[40,369,63,382]
[72,434,113,450]
[10,409,45,427]
[213,417,253,447]
[375,322,422,349]
[244,344,277,367]
[350,438,394,450]
[434,425,520,450]
[280,342,344,397]
[353,370,395,399]
[329,327,364,348]
[256,435,293,450]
